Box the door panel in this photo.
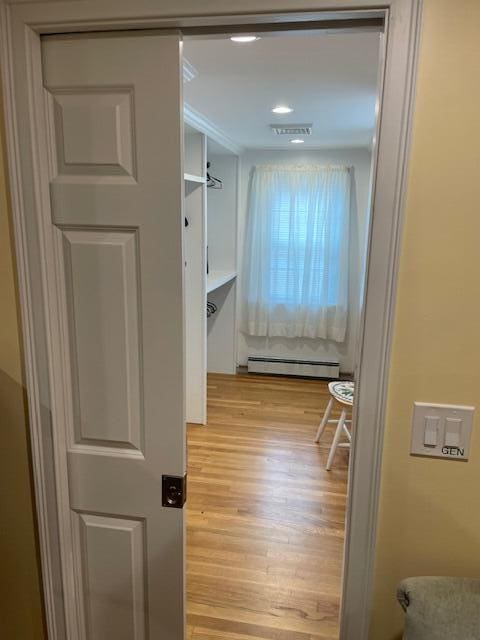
[78,514,147,640]
[52,90,135,176]
[63,229,143,451]
[42,31,186,639]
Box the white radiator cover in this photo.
[247,356,340,379]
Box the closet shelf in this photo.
[207,270,237,294]
[184,172,206,184]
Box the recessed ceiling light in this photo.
[230,35,259,43]
[272,105,293,114]
[290,138,304,144]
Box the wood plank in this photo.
[187,373,348,639]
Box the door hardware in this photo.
[162,474,187,508]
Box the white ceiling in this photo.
[183,31,381,151]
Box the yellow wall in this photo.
[0,87,45,638]
[370,1,480,638]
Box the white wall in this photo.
[207,153,238,374]
[207,153,238,273]
[237,147,372,373]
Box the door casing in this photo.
[0,1,423,639]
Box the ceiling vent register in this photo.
[270,124,313,136]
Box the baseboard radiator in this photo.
[247,356,340,379]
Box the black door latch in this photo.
[162,474,187,508]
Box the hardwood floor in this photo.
[186,373,349,640]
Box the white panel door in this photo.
[42,31,186,639]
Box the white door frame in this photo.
[0,1,422,639]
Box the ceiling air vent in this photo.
[270,124,313,136]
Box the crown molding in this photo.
[184,103,243,156]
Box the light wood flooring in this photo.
[186,373,349,640]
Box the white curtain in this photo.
[243,164,351,342]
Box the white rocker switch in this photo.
[411,402,474,460]
[444,417,462,447]
[424,415,439,447]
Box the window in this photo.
[243,165,351,341]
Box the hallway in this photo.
[187,373,349,640]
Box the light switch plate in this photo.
[411,402,474,460]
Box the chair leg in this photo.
[326,408,347,471]
[314,397,334,443]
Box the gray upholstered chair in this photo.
[397,576,480,639]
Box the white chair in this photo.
[315,381,354,470]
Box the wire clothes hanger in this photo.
[206,161,223,189]
[207,301,217,317]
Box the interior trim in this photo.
[184,103,243,155]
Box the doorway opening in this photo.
[4,0,421,635]
[183,27,383,639]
